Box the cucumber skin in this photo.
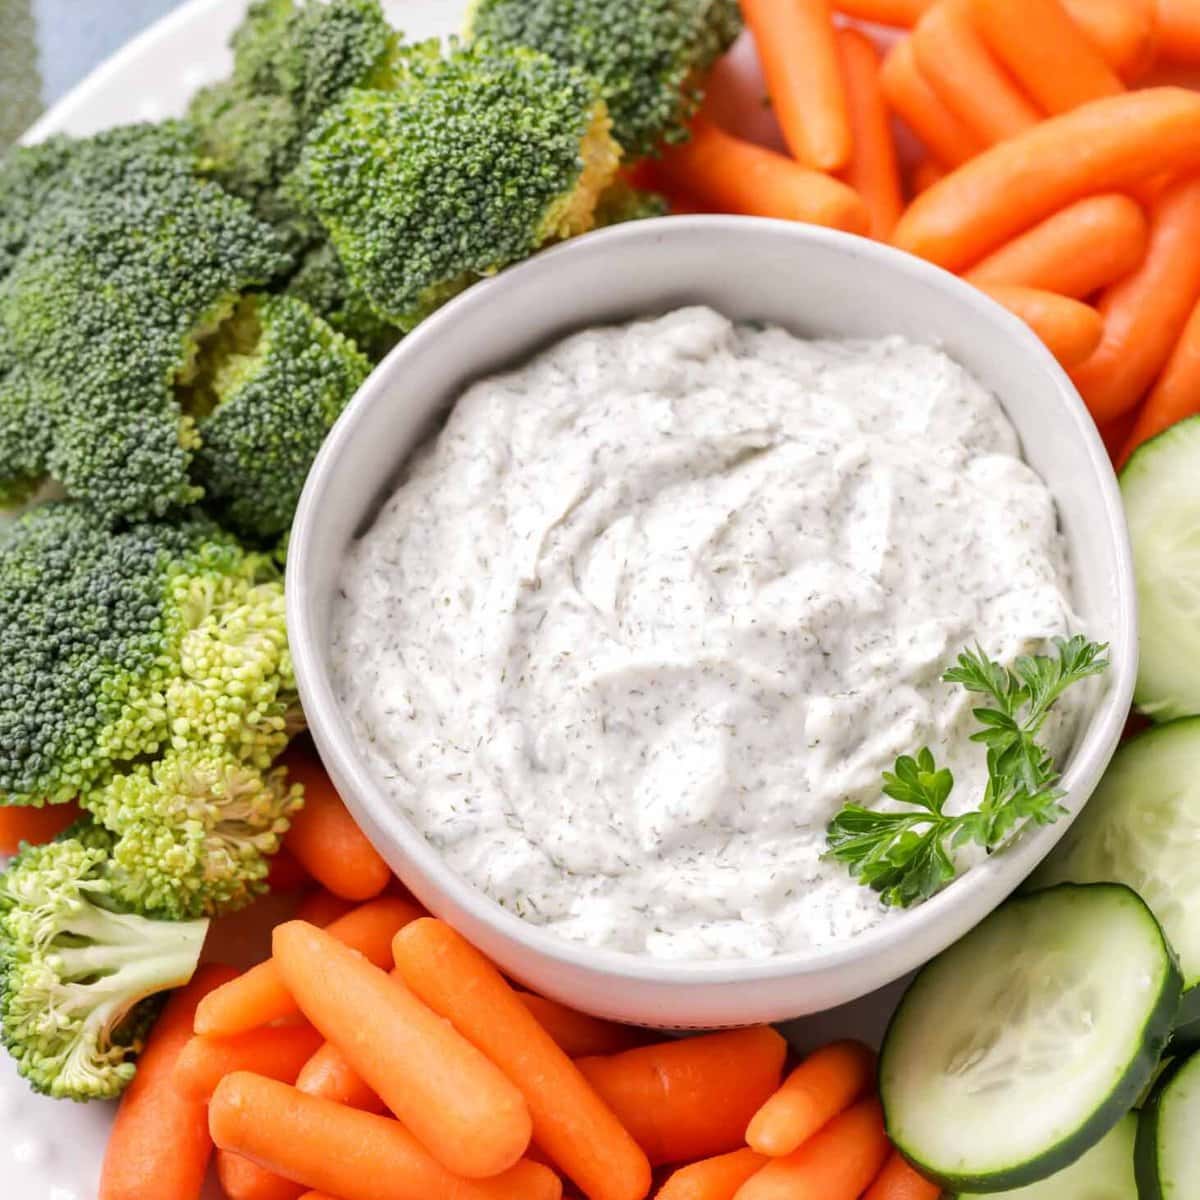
[1134,1052,1200,1200]
[882,885,1182,1194]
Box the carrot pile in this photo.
[640,0,1200,467]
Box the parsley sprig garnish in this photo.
[824,635,1109,908]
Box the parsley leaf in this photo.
[825,635,1108,908]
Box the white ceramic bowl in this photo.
[288,216,1137,1028]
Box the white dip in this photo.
[331,307,1081,961]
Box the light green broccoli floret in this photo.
[0,823,209,1100]
[185,293,371,539]
[0,162,292,520]
[466,0,743,157]
[87,748,302,919]
[294,42,621,331]
[594,179,671,227]
[0,502,299,809]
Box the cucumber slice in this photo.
[1031,720,1200,1044]
[880,884,1179,1193]
[1136,1051,1200,1199]
[955,1113,1137,1200]
[1121,418,1200,721]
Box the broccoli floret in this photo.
[0,822,209,1100]
[0,502,299,809]
[0,139,75,283]
[185,292,370,540]
[284,239,400,357]
[0,363,58,508]
[467,0,743,158]
[294,42,621,331]
[594,179,670,226]
[0,167,292,521]
[87,747,302,919]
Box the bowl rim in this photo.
[288,214,1138,986]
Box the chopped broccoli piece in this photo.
[0,822,208,1100]
[0,139,74,283]
[87,747,302,919]
[294,42,621,330]
[0,363,58,508]
[0,167,292,520]
[467,0,743,157]
[594,179,670,226]
[186,292,371,540]
[0,502,299,809]
[231,0,298,96]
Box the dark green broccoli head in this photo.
[187,293,370,540]
[0,501,297,808]
[0,170,292,521]
[0,821,209,1100]
[0,138,75,283]
[467,0,743,157]
[0,363,58,508]
[294,42,621,331]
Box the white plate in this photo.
[4,3,904,1196]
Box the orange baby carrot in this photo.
[833,0,934,23]
[733,1097,890,1200]
[174,1025,324,1101]
[516,992,644,1057]
[281,747,391,902]
[392,919,652,1200]
[1158,0,1200,64]
[0,801,82,854]
[965,194,1148,297]
[1072,176,1200,421]
[746,1041,876,1158]
[658,1149,770,1200]
[195,896,421,1037]
[655,118,869,233]
[741,0,851,170]
[99,963,239,1200]
[892,89,1200,271]
[971,0,1123,113]
[1120,296,1200,465]
[863,1150,942,1200]
[576,1028,787,1166]
[910,159,947,196]
[879,39,983,168]
[1062,0,1157,80]
[294,889,356,929]
[209,1073,498,1200]
[836,29,905,239]
[296,1040,385,1113]
[476,1159,564,1200]
[274,921,531,1178]
[217,1151,305,1200]
[912,0,1042,146]
[977,284,1104,368]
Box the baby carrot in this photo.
[1120,297,1200,465]
[217,1151,305,1200]
[977,284,1104,368]
[833,0,934,23]
[654,118,869,233]
[892,88,1200,271]
[99,963,239,1200]
[294,889,356,929]
[733,1097,890,1200]
[209,1073,499,1200]
[281,747,391,902]
[1157,0,1200,64]
[274,920,531,1178]
[476,1159,564,1200]
[195,896,421,1037]
[863,1150,942,1200]
[879,39,983,168]
[971,0,1123,113]
[965,194,1148,297]
[296,1040,385,1113]
[392,919,652,1200]
[836,29,905,239]
[741,0,851,171]
[746,1041,876,1158]
[658,1149,769,1200]
[516,992,644,1057]
[1072,176,1200,421]
[910,159,947,196]
[912,0,1042,146]
[0,801,81,854]
[1061,0,1157,80]
[174,1025,324,1101]
[1102,407,1143,463]
[576,1028,787,1166]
